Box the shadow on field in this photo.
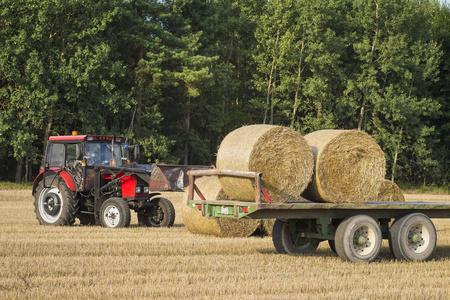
[433,245,450,260]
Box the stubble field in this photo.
[0,189,449,299]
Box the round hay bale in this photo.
[181,176,261,237]
[261,219,276,236]
[377,179,405,202]
[303,129,386,204]
[216,125,314,203]
[181,205,223,236]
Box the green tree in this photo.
[0,0,130,181]
[345,0,442,183]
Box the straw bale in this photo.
[303,130,386,204]
[216,125,314,203]
[182,176,261,237]
[261,219,276,236]
[181,206,223,236]
[376,179,405,202]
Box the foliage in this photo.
[0,0,448,186]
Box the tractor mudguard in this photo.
[32,169,76,196]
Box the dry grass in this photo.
[1,189,449,299]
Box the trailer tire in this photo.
[140,198,175,228]
[335,215,382,263]
[272,219,320,255]
[100,198,131,228]
[389,213,436,261]
[34,177,78,226]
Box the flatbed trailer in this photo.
[186,169,450,263]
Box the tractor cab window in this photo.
[85,142,122,167]
[66,144,83,167]
[48,143,65,168]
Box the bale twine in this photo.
[303,129,386,204]
[216,125,314,203]
[181,176,261,237]
[377,179,405,202]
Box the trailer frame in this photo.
[186,169,450,263]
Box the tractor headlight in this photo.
[143,187,149,194]
[135,187,142,194]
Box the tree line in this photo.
[1,0,449,187]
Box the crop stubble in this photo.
[0,189,449,299]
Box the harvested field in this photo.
[1,189,449,299]
[216,125,313,203]
[303,129,386,204]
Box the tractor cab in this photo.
[41,134,128,192]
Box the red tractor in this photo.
[32,133,211,228]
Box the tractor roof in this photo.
[49,135,124,142]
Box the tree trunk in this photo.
[264,27,280,124]
[25,160,29,183]
[291,32,305,128]
[135,46,144,139]
[391,126,403,182]
[40,116,53,170]
[15,157,24,183]
[358,3,379,130]
[184,96,191,165]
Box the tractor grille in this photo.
[136,176,148,188]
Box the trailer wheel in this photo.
[335,215,382,263]
[100,198,131,228]
[389,213,436,261]
[140,198,175,228]
[272,219,320,255]
[34,177,78,226]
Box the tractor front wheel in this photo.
[139,198,175,228]
[99,198,131,228]
[34,177,78,226]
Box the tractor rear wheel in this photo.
[139,198,175,228]
[34,177,78,226]
[99,198,131,228]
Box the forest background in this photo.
[0,0,449,189]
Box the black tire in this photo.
[389,213,437,261]
[34,177,78,226]
[99,198,131,228]
[328,240,337,254]
[140,198,175,228]
[335,215,382,263]
[272,219,320,255]
[77,213,96,226]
